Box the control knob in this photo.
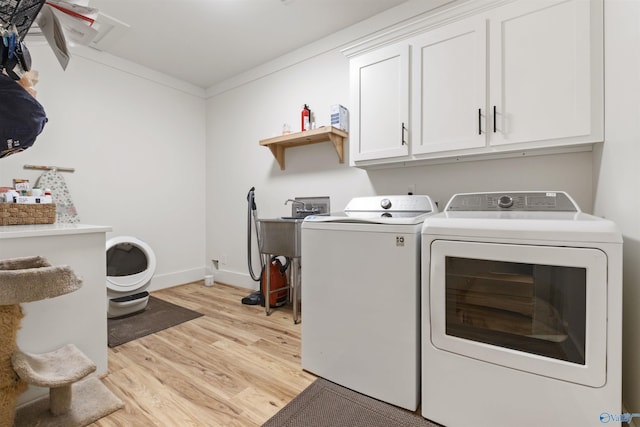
[380,198,392,209]
[497,195,514,208]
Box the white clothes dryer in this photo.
[302,195,438,411]
[421,191,622,427]
[106,236,157,318]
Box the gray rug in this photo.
[262,378,442,427]
[107,296,203,347]
[14,376,123,426]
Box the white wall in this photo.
[0,44,207,290]
[205,2,594,292]
[595,0,640,416]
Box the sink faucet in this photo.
[285,199,318,215]
[285,199,306,209]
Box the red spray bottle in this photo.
[301,104,311,131]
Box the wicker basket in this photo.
[0,203,56,225]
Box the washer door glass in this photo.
[107,243,148,277]
[430,240,607,387]
[444,257,586,364]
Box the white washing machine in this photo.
[302,195,438,411]
[106,236,157,318]
[421,191,622,427]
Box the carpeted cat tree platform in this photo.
[0,256,122,427]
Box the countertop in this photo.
[0,223,112,239]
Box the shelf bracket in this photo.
[268,144,286,170]
[328,133,345,164]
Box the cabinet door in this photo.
[349,43,409,163]
[411,17,487,155]
[489,0,603,147]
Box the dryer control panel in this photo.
[445,191,579,212]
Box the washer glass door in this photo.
[430,240,607,387]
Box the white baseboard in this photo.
[212,269,259,291]
[148,267,207,292]
[147,267,258,292]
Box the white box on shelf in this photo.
[330,104,349,132]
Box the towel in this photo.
[35,169,79,223]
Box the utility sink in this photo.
[258,196,329,258]
[258,218,303,258]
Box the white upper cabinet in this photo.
[349,42,410,163]
[489,0,601,148]
[347,0,603,168]
[411,16,487,155]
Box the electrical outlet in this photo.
[408,184,416,195]
[220,255,228,265]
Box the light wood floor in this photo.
[92,281,316,426]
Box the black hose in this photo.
[247,187,261,282]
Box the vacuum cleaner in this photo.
[241,187,289,306]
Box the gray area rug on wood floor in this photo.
[107,295,203,347]
[262,378,442,427]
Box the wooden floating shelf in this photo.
[259,126,348,170]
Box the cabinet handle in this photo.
[478,109,482,135]
[401,122,407,145]
[493,106,497,133]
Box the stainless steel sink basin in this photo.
[258,218,303,258]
